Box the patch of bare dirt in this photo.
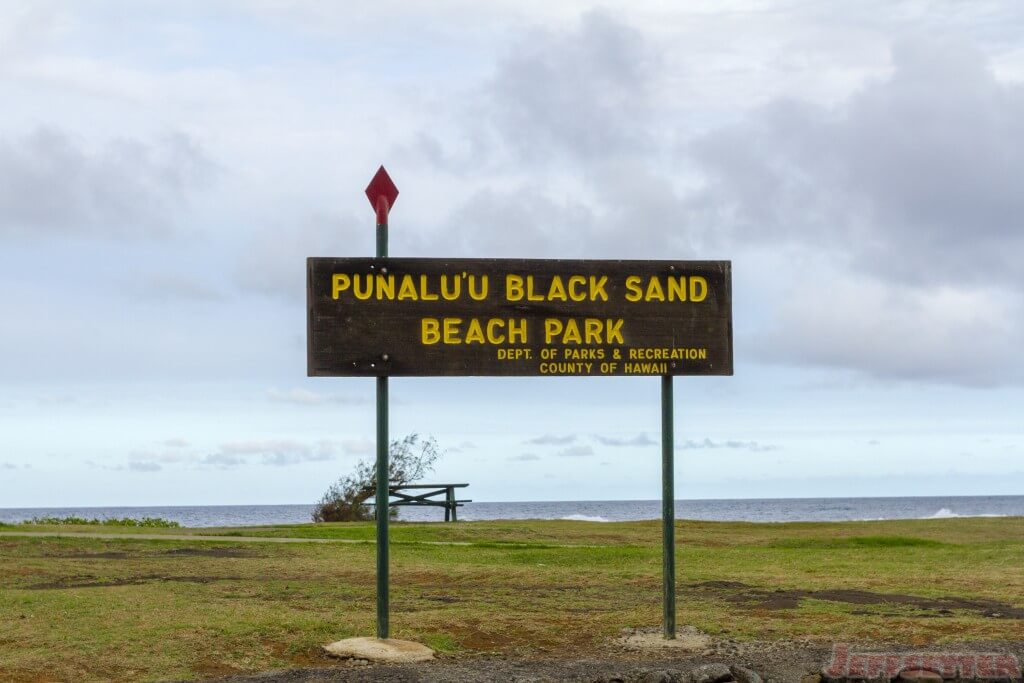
[23,574,243,589]
[690,581,1024,619]
[164,547,262,558]
[39,551,132,559]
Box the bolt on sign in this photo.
[307,258,732,377]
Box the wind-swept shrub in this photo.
[313,434,442,522]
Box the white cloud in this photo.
[593,433,655,447]
[525,433,577,446]
[266,388,365,406]
[126,438,367,471]
[557,445,595,457]
[754,269,1024,386]
[508,453,540,462]
[212,439,338,467]
[686,38,1024,289]
[678,438,779,453]
[0,128,214,239]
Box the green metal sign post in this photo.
[367,166,399,640]
[661,375,675,638]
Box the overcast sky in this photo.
[2,1,1023,507]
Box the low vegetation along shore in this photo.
[1,517,1022,681]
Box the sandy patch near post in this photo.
[617,625,714,653]
[323,637,435,664]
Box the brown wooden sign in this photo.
[307,258,732,377]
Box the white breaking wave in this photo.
[923,508,1007,519]
[560,514,611,523]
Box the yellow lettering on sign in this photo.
[441,274,461,301]
[464,318,485,344]
[667,276,686,302]
[467,275,488,301]
[526,276,545,301]
[544,319,563,344]
[421,318,440,344]
[562,319,583,344]
[548,275,567,301]
[568,275,587,302]
[422,318,528,345]
[690,276,708,302]
[543,318,625,344]
[332,274,351,299]
[375,273,395,300]
[644,277,665,302]
[397,275,418,300]
[506,274,524,301]
[624,275,642,302]
[443,318,462,344]
[419,274,439,301]
[506,274,612,302]
[606,319,624,344]
[508,318,527,343]
[353,274,373,300]
[486,319,506,344]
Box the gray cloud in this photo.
[425,187,598,259]
[132,437,366,470]
[0,128,214,239]
[87,459,165,472]
[593,433,655,447]
[754,269,1024,386]
[202,452,244,468]
[685,37,1024,288]
[212,439,338,466]
[484,10,657,164]
[525,433,577,446]
[2,463,17,470]
[678,438,779,453]
[405,11,657,175]
[508,453,540,462]
[235,212,368,299]
[557,445,595,457]
[266,388,366,406]
[680,37,1024,385]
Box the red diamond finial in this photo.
[365,166,398,224]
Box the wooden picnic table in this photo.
[368,483,471,522]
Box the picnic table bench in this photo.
[367,483,471,522]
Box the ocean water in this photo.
[1,495,1022,528]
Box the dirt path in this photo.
[174,638,1024,682]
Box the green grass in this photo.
[1,517,1022,682]
[769,535,948,549]
[19,516,181,528]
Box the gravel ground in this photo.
[176,636,1024,683]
